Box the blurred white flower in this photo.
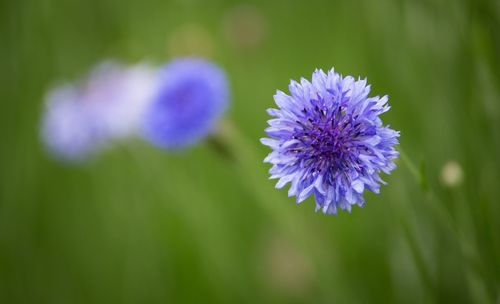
[41,86,104,161]
[440,161,464,187]
[83,62,158,138]
[41,61,158,162]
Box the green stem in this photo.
[120,143,247,296]
[220,122,311,233]
[397,146,494,301]
[398,147,421,183]
[216,121,329,265]
[398,214,436,301]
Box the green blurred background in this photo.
[1,0,499,302]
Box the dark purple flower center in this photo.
[292,104,363,175]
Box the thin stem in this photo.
[119,143,247,295]
[215,121,329,260]
[398,147,420,183]
[398,214,436,301]
[397,146,494,301]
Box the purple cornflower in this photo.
[261,68,399,214]
[41,61,157,161]
[142,58,229,149]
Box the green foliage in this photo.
[0,0,499,303]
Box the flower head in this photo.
[41,61,157,161]
[41,86,105,161]
[142,58,229,149]
[261,68,399,214]
[82,62,158,139]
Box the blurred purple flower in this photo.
[41,61,157,161]
[261,68,399,214]
[142,58,229,149]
